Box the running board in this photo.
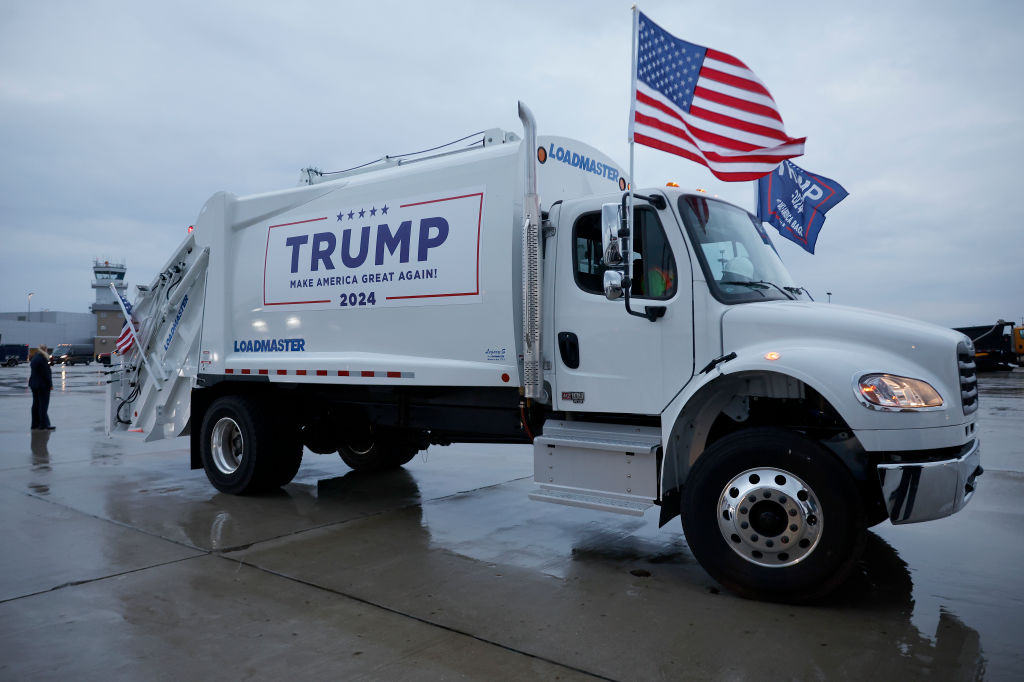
[529,486,653,516]
[530,420,661,517]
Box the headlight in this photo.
[857,374,943,409]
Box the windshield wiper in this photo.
[750,280,797,300]
[719,280,768,297]
[784,285,814,301]
[720,280,799,300]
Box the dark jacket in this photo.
[28,351,52,390]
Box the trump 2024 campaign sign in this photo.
[263,188,483,309]
[757,161,848,254]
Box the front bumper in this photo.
[877,438,982,524]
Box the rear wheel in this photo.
[338,427,418,472]
[200,395,301,494]
[681,428,866,603]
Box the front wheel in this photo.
[681,428,866,603]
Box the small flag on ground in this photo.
[115,292,137,355]
[631,11,805,182]
[757,160,849,254]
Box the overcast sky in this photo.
[2,0,1022,328]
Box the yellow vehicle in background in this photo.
[1015,324,1024,365]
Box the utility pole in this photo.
[826,291,832,304]
[28,292,34,320]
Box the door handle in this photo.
[558,332,580,369]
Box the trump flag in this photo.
[630,11,805,182]
[757,160,849,254]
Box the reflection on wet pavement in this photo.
[0,364,1020,679]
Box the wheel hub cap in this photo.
[717,467,822,567]
[210,417,244,475]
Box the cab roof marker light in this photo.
[764,351,781,361]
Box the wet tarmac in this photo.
[1,363,1022,679]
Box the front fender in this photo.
[657,340,967,527]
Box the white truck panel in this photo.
[200,142,523,387]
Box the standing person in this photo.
[29,344,54,431]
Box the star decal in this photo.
[381,204,389,215]
[336,211,344,221]
[370,206,377,216]
[358,208,366,218]
[347,210,355,220]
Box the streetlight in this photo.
[28,292,34,320]
[826,291,832,304]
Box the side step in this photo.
[530,420,661,517]
[529,486,653,516]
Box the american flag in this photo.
[115,292,137,355]
[632,12,805,182]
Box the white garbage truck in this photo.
[108,103,982,602]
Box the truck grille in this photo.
[957,340,978,415]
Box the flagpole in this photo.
[627,5,639,254]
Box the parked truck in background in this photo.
[1014,324,1024,366]
[954,321,1017,371]
[106,104,982,602]
[1,343,29,367]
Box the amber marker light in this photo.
[537,146,547,163]
[666,181,679,187]
[764,351,781,361]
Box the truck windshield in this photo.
[677,194,797,303]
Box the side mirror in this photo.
[603,270,623,300]
[601,203,624,269]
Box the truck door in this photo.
[552,201,694,414]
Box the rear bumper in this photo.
[877,438,982,524]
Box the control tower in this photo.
[91,259,127,359]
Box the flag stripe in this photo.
[636,125,804,172]
[688,104,793,143]
[637,85,798,150]
[695,77,779,111]
[636,119,802,169]
[691,97,787,136]
[698,66,774,100]
[637,104,762,156]
[693,85,782,123]
[634,134,772,182]
[705,47,746,69]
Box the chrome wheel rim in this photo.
[717,467,822,567]
[211,417,244,475]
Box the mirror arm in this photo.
[618,192,666,322]
[622,278,665,322]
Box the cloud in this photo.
[1,0,1022,331]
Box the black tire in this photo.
[338,428,418,472]
[200,395,302,494]
[681,427,866,603]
